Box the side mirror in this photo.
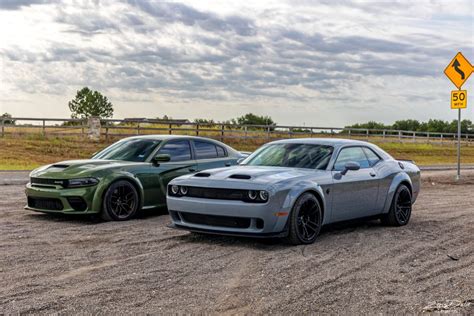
[153,154,171,166]
[237,157,246,165]
[340,161,360,175]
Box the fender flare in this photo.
[91,172,145,213]
[382,172,412,214]
[280,181,327,224]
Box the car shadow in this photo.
[24,207,169,224]
[175,217,385,249]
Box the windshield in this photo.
[244,143,333,170]
[93,139,161,162]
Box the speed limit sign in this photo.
[451,90,467,109]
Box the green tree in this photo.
[68,87,114,119]
[231,113,275,127]
[1,113,15,125]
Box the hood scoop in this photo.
[229,174,251,180]
[50,164,69,169]
[194,172,211,177]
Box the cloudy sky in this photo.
[0,0,473,126]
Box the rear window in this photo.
[216,145,227,157]
[194,141,218,159]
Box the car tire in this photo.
[381,184,412,226]
[283,192,322,245]
[101,180,139,221]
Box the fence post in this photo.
[310,128,314,138]
[87,117,101,141]
[105,126,109,141]
[244,126,248,139]
[366,129,369,140]
[398,131,402,143]
[81,120,85,137]
[348,129,351,139]
[169,123,172,135]
[220,124,225,142]
[267,126,270,141]
[137,122,140,135]
[42,119,46,136]
[289,127,292,138]
[440,133,443,145]
[330,129,334,138]
[427,132,430,143]
[1,119,4,137]
[196,124,199,136]
[383,130,386,140]
[413,132,416,143]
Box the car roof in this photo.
[267,138,393,159]
[124,135,218,141]
[268,138,371,146]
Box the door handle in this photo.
[225,162,231,167]
[369,172,376,177]
[189,168,196,172]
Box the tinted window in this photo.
[195,141,218,159]
[334,147,370,171]
[363,147,381,166]
[216,145,227,157]
[157,140,191,162]
[93,139,160,162]
[245,144,333,170]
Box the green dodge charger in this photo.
[25,135,245,221]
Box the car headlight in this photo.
[248,190,258,200]
[245,190,269,203]
[171,185,179,195]
[180,186,188,195]
[65,178,99,188]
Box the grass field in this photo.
[1,134,474,170]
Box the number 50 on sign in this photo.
[451,90,467,109]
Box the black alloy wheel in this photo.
[284,193,322,245]
[102,180,139,221]
[381,184,412,226]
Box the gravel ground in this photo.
[0,170,473,314]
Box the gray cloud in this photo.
[0,0,50,10]
[1,0,472,125]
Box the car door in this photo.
[330,146,380,222]
[140,139,197,207]
[192,140,235,171]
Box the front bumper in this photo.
[167,194,291,236]
[25,183,99,214]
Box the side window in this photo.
[216,145,227,157]
[334,147,370,171]
[194,141,218,159]
[363,147,381,167]
[157,140,191,162]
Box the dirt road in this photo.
[0,171,472,314]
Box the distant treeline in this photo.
[345,119,473,134]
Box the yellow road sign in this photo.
[444,52,473,89]
[451,90,467,109]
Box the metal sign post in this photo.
[444,52,472,181]
[457,107,461,180]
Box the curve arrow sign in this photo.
[452,59,465,80]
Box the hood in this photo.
[30,159,143,179]
[172,165,321,189]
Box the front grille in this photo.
[30,178,65,187]
[67,197,87,212]
[186,187,247,201]
[179,212,251,229]
[28,197,64,211]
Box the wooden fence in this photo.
[1,117,472,146]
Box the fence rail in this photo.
[1,117,472,146]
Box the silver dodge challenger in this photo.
[166,139,421,245]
